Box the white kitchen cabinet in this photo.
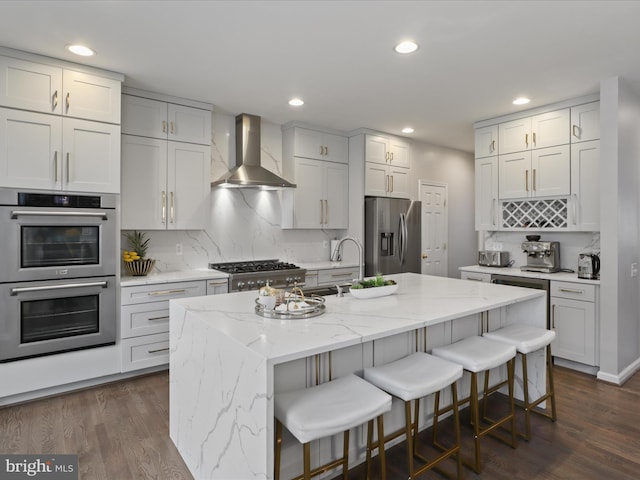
[475,157,499,230]
[365,134,410,168]
[289,126,348,164]
[570,140,600,231]
[121,94,211,145]
[0,55,121,124]
[0,108,120,192]
[120,280,208,372]
[475,125,498,159]
[550,281,598,366]
[282,157,348,229]
[499,109,569,154]
[571,101,600,143]
[364,162,410,199]
[121,135,210,230]
[206,278,229,295]
[498,145,570,199]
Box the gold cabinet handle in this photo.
[66,152,70,183]
[324,199,329,225]
[325,146,328,156]
[491,198,496,226]
[421,254,428,259]
[148,289,186,296]
[65,92,70,111]
[490,139,495,153]
[162,120,167,133]
[390,175,394,192]
[52,90,58,110]
[385,175,389,192]
[573,194,578,225]
[390,151,394,161]
[148,348,170,354]
[319,199,324,224]
[551,304,555,329]
[532,132,536,146]
[54,151,58,182]
[572,124,580,138]
[533,168,536,191]
[170,191,175,223]
[525,133,528,147]
[148,316,169,321]
[559,288,584,294]
[161,191,166,224]
[170,121,175,134]
[525,170,529,192]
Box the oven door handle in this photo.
[11,281,108,295]
[11,210,109,220]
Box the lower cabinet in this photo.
[550,281,598,366]
[460,271,492,283]
[121,279,223,372]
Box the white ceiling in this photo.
[1,0,639,153]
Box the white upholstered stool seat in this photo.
[432,336,518,473]
[274,373,392,480]
[364,352,464,479]
[483,324,558,440]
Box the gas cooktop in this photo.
[208,259,306,292]
[208,259,300,274]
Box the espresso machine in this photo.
[521,241,560,273]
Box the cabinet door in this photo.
[531,145,570,197]
[388,166,410,199]
[121,95,167,139]
[167,104,211,145]
[365,134,389,165]
[324,161,348,229]
[62,118,120,193]
[121,135,167,230]
[167,142,210,230]
[0,108,62,189]
[551,297,596,365]
[206,278,229,295]
[389,138,410,168]
[0,56,62,114]
[571,140,600,231]
[531,109,569,149]
[63,70,121,124]
[571,102,600,142]
[293,127,326,161]
[324,132,348,164]
[499,151,530,199]
[475,157,498,230]
[365,162,388,196]
[499,118,531,154]
[475,125,498,159]
[292,157,324,228]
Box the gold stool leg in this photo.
[470,371,482,473]
[451,382,463,480]
[303,442,311,480]
[405,400,415,479]
[507,358,518,449]
[275,419,283,480]
[521,352,532,441]
[548,345,558,421]
[378,415,387,480]
[366,419,373,480]
[343,430,350,479]
[432,390,441,446]
[412,398,420,457]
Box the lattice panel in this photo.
[502,198,568,229]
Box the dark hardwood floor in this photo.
[2,366,640,479]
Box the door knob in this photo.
[421,254,428,259]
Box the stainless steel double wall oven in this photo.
[0,188,117,362]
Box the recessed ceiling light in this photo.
[394,41,419,54]
[288,98,304,106]
[513,97,531,106]
[401,127,415,134]
[66,44,96,57]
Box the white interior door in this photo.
[420,181,448,276]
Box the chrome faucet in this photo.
[332,236,364,282]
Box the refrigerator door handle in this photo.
[399,213,407,265]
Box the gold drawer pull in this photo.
[148,289,187,296]
[148,347,169,354]
[148,316,169,321]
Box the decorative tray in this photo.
[255,292,326,320]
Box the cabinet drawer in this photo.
[121,332,169,372]
[460,271,492,283]
[121,280,206,305]
[318,267,359,286]
[551,282,596,302]
[206,278,229,295]
[121,302,170,338]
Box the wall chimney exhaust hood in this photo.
[211,113,296,189]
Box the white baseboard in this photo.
[553,357,599,376]
[597,357,640,385]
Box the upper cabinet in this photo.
[0,55,121,124]
[499,108,570,154]
[0,50,123,193]
[570,101,600,143]
[474,125,498,159]
[121,95,211,145]
[282,125,349,229]
[364,133,411,198]
[120,90,212,231]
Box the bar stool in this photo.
[482,323,557,440]
[432,336,518,473]
[274,373,392,480]
[363,352,464,479]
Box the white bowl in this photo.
[257,295,277,310]
[349,284,398,299]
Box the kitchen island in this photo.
[169,273,546,479]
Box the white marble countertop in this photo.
[120,269,228,287]
[459,265,600,285]
[171,272,545,365]
[297,260,360,270]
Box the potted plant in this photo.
[122,231,156,276]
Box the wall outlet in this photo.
[323,240,328,249]
[631,262,638,278]
[176,243,183,256]
[494,242,503,251]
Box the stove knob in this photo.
[285,277,293,284]
[256,280,265,287]
[247,280,256,289]
[237,281,245,290]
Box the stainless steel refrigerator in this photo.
[364,196,422,276]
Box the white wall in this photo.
[411,143,476,277]
[599,76,640,380]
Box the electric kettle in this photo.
[578,253,600,279]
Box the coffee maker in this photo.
[521,241,560,273]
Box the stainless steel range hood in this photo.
[211,113,295,189]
